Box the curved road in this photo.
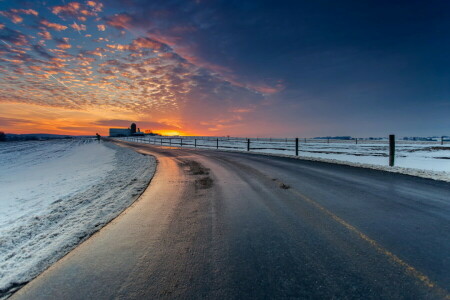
[12,140,450,299]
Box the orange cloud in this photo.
[10,9,38,16]
[0,9,38,23]
[70,22,86,32]
[131,37,164,50]
[57,43,72,49]
[86,1,103,12]
[40,19,68,31]
[105,13,132,30]
[249,83,285,94]
[51,2,81,16]
[106,43,128,51]
[97,24,106,31]
[86,1,97,6]
[38,30,52,40]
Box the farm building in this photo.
[109,128,131,137]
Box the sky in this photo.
[0,0,449,137]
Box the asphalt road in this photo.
[12,140,450,299]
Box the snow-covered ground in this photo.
[0,139,155,297]
[120,136,450,181]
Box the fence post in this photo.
[195,139,197,148]
[247,139,250,151]
[389,134,395,167]
[295,138,299,156]
[160,138,163,145]
[216,138,219,149]
[355,138,358,144]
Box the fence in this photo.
[119,135,449,167]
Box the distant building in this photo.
[109,122,151,137]
[109,128,131,137]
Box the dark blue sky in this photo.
[0,0,449,136]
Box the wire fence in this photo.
[117,135,449,167]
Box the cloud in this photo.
[51,2,81,17]
[97,24,106,31]
[86,1,103,12]
[54,37,72,49]
[105,13,132,30]
[0,117,31,126]
[246,82,285,95]
[51,2,98,21]
[57,126,97,132]
[86,1,104,12]
[37,30,52,40]
[0,1,269,136]
[10,9,38,16]
[98,4,283,96]
[32,44,54,59]
[105,37,166,52]
[0,27,29,46]
[131,37,165,51]
[0,9,38,24]
[70,22,86,32]
[40,19,68,31]
[93,119,181,130]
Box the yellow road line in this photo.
[289,188,450,299]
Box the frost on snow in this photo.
[0,139,155,296]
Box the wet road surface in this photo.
[12,140,450,299]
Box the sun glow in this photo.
[152,130,185,136]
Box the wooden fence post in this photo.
[247,139,250,151]
[160,138,163,145]
[216,138,219,149]
[389,134,395,167]
[355,138,358,144]
[295,138,299,156]
[180,138,183,147]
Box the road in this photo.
[12,140,450,299]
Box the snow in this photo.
[121,136,450,182]
[0,139,155,297]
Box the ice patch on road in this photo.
[0,140,156,297]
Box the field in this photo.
[0,139,155,296]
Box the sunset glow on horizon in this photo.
[1,1,449,137]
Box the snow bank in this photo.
[258,152,450,183]
[0,139,155,298]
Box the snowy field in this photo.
[0,139,155,297]
[120,136,450,181]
